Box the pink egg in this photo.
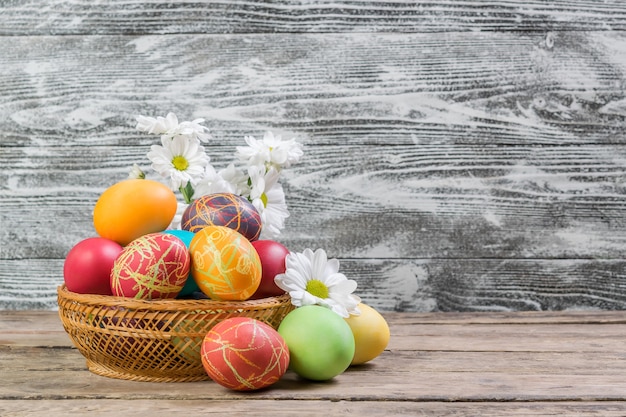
[63,237,123,295]
[110,233,190,299]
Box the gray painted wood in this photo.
[1,1,626,34]
[1,1,625,311]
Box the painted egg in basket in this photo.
[190,226,262,301]
[110,233,190,300]
[181,193,262,241]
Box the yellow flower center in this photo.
[172,155,189,171]
[260,192,268,207]
[306,279,329,299]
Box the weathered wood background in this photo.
[1,1,625,311]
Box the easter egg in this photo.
[93,179,177,246]
[110,233,190,299]
[162,229,201,297]
[190,226,262,301]
[344,303,390,365]
[63,237,123,295]
[278,305,355,381]
[181,193,262,241]
[250,240,289,299]
[201,317,290,391]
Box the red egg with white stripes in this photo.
[200,317,290,391]
[110,233,190,300]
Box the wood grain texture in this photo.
[2,32,626,147]
[4,400,626,417]
[4,143,626,259]
[2,311,626,416]
[1,1,626,35]
[3,258,626,311]
[1,2,626,311]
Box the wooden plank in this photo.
[3,310,626,334]
[4,346,625,376]
[0,1,625,35]
[390,324,626,352]
[4,144,626,259]
[4,346,626,402]
[4,310,626,350]
[3,311,626,414]
[5,310,626,333]
[387,310,626,324]
[2,32,625,148]
[49,309,626,325]
[3,259,626,311]
[2,400,626,417]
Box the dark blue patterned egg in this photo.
[181,193,262,241]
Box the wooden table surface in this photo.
[2,310,626,416]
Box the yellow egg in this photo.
[344,303,390,365]
[93,179,177,246]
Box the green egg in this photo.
[278,305,355,381]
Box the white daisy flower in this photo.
[236,131,303,171]
[128,163,145,179]
[136,112,180,135]
[147,135,210,192]
[218,163,249,196]
[136,113,211,143]
[194,164,241,196]
[248,166,289,239]
[274,248,361,318]
[176,119,212,143]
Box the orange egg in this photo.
[190,226,261,301]
[93,179,177,246]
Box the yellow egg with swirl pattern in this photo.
[190,226,261,301]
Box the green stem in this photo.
[180,182,194,204]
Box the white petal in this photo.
[326,301,350,318]
[164,113,179,129]
[324,258,341,277]
[300,291,322,307]
[310,249,328,279]
[288,291,305,307]
[288,251,312,276]
[329,277,357,293]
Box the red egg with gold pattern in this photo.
[181,193,262,241]
[110,233,190,300]
[201,317,290,391]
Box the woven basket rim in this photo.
[57,284,292,312]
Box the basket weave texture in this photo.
[57,285,294,382]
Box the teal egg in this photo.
[163,229,200,297]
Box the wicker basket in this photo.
[57,285,294,382]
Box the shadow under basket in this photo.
[57,285,295,382]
